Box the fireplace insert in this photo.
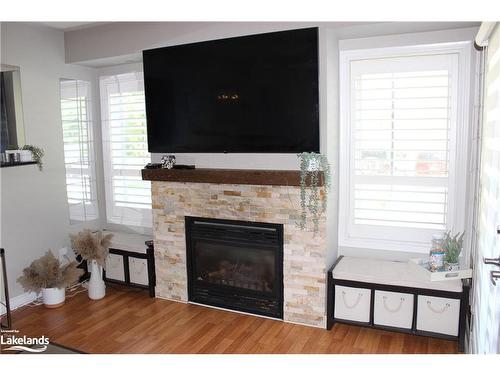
[185,216,283,319]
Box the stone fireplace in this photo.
[145,168,327,328]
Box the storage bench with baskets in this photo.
[327,256,469,352]
[82,231,156,297]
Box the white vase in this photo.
[88,260,105,300]
[42,287,65,308]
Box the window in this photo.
[60,79,99,222]
[339,43,471,252]
[100,72,151,228]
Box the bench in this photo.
[98,231,156,297]
[327,256,469,352]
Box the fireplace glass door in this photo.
[186,217,283,319]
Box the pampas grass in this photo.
[17,251,83,293]
[70,230,113,268]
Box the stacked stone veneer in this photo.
[151,181,327,328]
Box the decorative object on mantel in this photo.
[17,251,83,308]
[442,230,465,271]
[70,230,113,300]
[297,152,331,233]
[144,162,162,169]
[160,154,176,169]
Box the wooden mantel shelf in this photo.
[141,168,324,187]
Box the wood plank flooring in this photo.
[4,286,458,354]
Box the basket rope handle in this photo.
[131,259,146,273]
[108,256,121,268]
[382,295,405,313]
[342,291,363,309]
[426,300,450,314]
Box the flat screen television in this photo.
[143,27,319,153]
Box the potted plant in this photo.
[21,144,44,171]
[70,230,113,300]
[443,230,465,271]
[17,251,83,308]
[4,144,44,171]
[297,152,331,234]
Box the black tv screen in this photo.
[143,27,319,153]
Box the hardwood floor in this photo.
[5,286,458,354]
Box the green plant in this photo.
[22,144,44,171]
[5,144,19,150]
[443,230,465,264]
[297,152,331,234]
[17,251,83,293]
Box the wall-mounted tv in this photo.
[143,27,319,153]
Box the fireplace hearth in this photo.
[185,216,284,319]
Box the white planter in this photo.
[88,260,106,300]
[19,150,33,162]
[307,159,320,171]
[41,287,66,308]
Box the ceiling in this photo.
[40,22,106,31]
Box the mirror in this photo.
[1,64,25,153]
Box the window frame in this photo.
[339,42,472,253]
[99,71,152,230]
[60,78,99,224]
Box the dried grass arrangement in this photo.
[17,251,83,293]
[70,230,114,268]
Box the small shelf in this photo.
[0,161,37,168]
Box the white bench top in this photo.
[332,256,462,293]
[102,230,152,254]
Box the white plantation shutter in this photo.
[60,79,99,222]
[100,72,152,228]
[339,48,469,252]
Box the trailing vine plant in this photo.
[297,152,331,234]
[21,144,44,171]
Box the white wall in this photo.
[65,22,360,65]
[0,22,101,299]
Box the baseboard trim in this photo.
[0,291,39,315]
